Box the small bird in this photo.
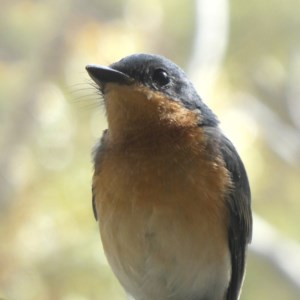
[86,54,252,300]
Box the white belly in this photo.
[99,195,231,300]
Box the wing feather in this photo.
[220,135,252,300]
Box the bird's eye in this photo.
[152,69,170,87]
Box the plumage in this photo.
[220,136,252,300]
[87,53,252,300]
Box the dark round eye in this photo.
[152,68,170,87]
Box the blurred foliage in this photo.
[1,0,300,299]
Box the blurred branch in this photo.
[286,49,300,131]
[0,2,71,212]
[251,213,300,290]
[241,95,300,165]
[187,0,229,97]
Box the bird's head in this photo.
[86,54,218,142]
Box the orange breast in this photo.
[93,127,232,299]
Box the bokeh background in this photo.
[1,0,300,299]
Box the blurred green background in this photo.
[1,0,300,299]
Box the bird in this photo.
[86,53,252,300]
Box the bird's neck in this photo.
[104,84,201,145]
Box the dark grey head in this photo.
[86,53,218,127]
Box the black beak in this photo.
[86,65,133,86]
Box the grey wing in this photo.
[92,129,108,221]
[220,135,252,300]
